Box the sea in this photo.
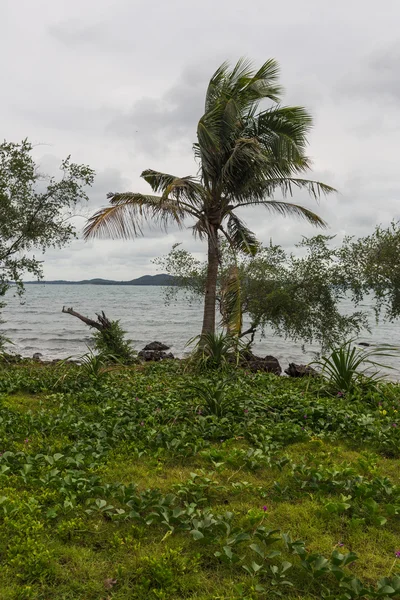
[1,284,399,378]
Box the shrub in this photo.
[93,319,136,364]
[188,332,241,371]
[186,378,236,417]
[313,340,397,393]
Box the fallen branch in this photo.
[61,307,112,331]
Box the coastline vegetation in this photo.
[0,356,399,599]
[2,57,400,600]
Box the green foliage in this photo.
[244,237,367,349]
[220,264,242,336]
[133,547,199,598]
[314,341,398,393]
[188,331,240,371]
[157,237,369,351]
[0,361,399,598]
[0,139,94,297]
[340,221,400,321]
[158,224,400,352]
[92,319,136,364]
[78,348,123,381]
[186,378,235,417]
[153,243,206,305]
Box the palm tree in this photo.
[84,58,335,336]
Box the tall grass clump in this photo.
[187,332,240,372]
[313,340,398,393]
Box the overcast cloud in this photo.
[2,0,400,280]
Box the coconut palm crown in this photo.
[84,58,335,336]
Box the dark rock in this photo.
[358,342,370,347]
[243,352,281,375]
[139,341,174,361]
[142,341,170,351]
[32,352,43,361]
[285,363,318,377]
[138,348,174,361]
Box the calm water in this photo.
[1,285,399,377]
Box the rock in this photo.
[285,363,318,377]
[243,352,282,375]
[358,342,370,347]
[142,341,170,351]
[138,344,174,361]
[32,352,43,361]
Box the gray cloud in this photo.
[348,43,400,102]
[48,20,108,47]
[107,64,208,157]
[2,0,400,280]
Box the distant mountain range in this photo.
[25,274,177,286]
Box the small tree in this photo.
[155,236,370,352]
[339,221,400,321]
[0,139,94,296]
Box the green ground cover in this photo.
[0,360,399,599]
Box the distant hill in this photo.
[25,274,177,286]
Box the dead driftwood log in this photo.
[61,307,112,331]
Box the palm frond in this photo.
[220,265,242,336]
[205,61,230,111]
[196,119,223,181]
[234,199,328,228]
[198,59,282,177]
[225,213,259,255]
[236,58,282,104]
[191,218,208,241]
[221,137,262,184]
[262,178,336,200]
[220,97,243,147]
[238,106,316,181]
[141,170,204,207]
[141,170,179,193]
[225,58,282,106]
[228,57,255,84]
[233,178,336,204]
[254,106,313,151]
[83,193,188,240]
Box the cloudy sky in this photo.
[2,0,400,280]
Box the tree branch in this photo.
[61,306,111,331]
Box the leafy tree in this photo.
[155,238,369,352]
[339,221,400,321]
[0,139,94,295]
[84,58,334,337]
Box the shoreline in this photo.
[3,343,399,382]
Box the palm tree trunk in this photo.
[201,230,219,336]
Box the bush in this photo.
[188,332,241,372]
[313,341,398,393]
[93,319,136,364]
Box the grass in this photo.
[0,360,399,599]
